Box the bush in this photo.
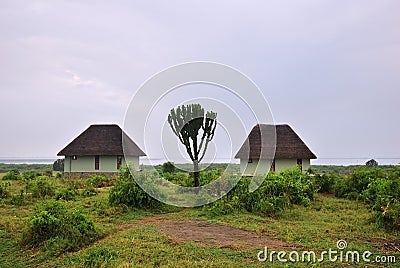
[109,167,164,208]
[164,172,191,187]
[313,173,339,194]
[0,183,10,199]
[334,167,385,199]
[362,175,400,229]
[22,170,40,180]
[81,186,98,197]
[205,169,317,216]
[2,169,21,180]
[8,190,25,206]
[334,166,400,230]
[55,188,78,201]
[22,200,98,253]
[164,169,221,187]
[27,176,55,198]
[88,175,113,188]
[162,161,176,173]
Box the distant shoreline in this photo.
[0,158,57,164]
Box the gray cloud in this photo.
[0,1,399,164]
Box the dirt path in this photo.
[138,215,290,249]
[88,214,290,251]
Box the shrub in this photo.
[164,172,191,187]
[362,176,400,229]
[81,186,98,197]
[22,170,40,180]
[165,169,221,187]
[109,167,164,208]
[0,183,10,199]
[8,190,25,206]
[162,161,176,173]
[88,175,113,188]
[27,176,55,198]
[2,169,21,180]
[334,166,400,230]
[334,167,385,199]
[22,200,98,253]
[313,173,339,194]
[55,188,78,201]
[205,169,317,216]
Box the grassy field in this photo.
[0,174,399,268]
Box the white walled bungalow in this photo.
[57,124,145,176]
[235,124,316,176]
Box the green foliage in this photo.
[53,159,64,172]
[88,175,113,188]
[163,172,191,186]
[55,188,78,201]
[0,163,52,173]
[81,186,98,197]
[83,247,117,267]
[8,190,26,206]
[205,169,317,216]
[0,182,10,199]
[22,200,98,253]
[2,169,21,180]
[334,167,385,199]
[313,173,340,194]
[333,166,400,230]
[27,176,56,198]
[109,167,163,208]
[22,170,41,180]
[162,161,176,173]
[362,170,400,229]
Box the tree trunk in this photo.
[193,160,199,193]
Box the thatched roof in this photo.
[235,124,316,159]
[57,124,146,157]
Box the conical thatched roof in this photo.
[235,124,316,159]
[57,124,146,157]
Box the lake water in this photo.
[0,158,57,164]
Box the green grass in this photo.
[0,176,399,267]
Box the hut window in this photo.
[72,155,77,160]
[248,158,253,163]
[297,159,302,171]
[95,156,100,170]
[117,156,122,169]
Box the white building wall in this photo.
[240,159,272,176]
[240,158,310,175]
[275,159,297,172]
[64,155,141,173]
[123,156,140,171]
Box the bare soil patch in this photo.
[145,217,290,249]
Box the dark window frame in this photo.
[95,155,100,170]
[270,159,275,172]
[117,155,123,169]
[297,158,303,171]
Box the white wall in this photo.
[64,155,141,173]
[240,158,310,175]
[240,159,272,176]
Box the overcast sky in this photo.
[0,1,399,165]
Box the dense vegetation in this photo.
[0,163,399,267]
[0,163,52,173]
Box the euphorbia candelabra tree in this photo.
[167,104,217,188]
